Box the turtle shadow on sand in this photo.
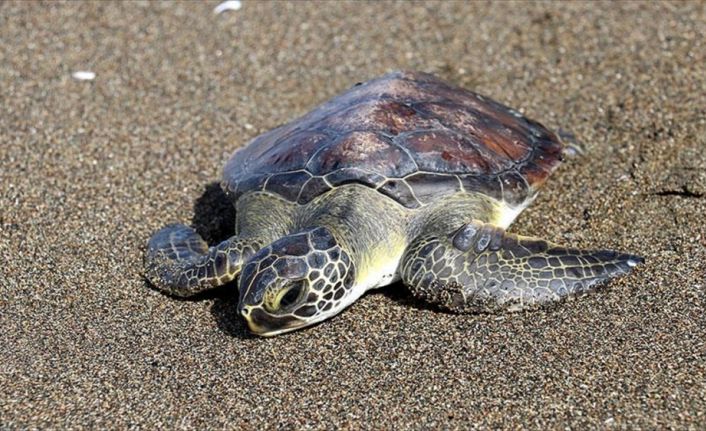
[377,283,458,314]
[189,181,251,338]
[209,292,252,339]
[191,181,235,245]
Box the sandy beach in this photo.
[1,1,704,428]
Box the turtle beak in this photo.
[239,305,305,337]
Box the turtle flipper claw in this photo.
[145,224,257,297]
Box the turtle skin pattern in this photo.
[237,227,356,334]
[145,224,260,297]
[222,71,564,209]
[401,221,644,312]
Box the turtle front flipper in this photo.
[400,220,643,313]
[145,224,259,297]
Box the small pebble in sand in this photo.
[214,0,242,14]
[72,71,96,81]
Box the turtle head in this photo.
[237,227,356,336]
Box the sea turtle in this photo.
[145,71,643,336]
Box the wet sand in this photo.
[1,1,704,428]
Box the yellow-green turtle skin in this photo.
[145,71,643,336]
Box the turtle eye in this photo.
[277,281,305,310]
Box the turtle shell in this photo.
[222,71,564,209]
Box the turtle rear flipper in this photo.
[145,224,257,297]
[400,220,644,313]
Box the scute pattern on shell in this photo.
[222,71,564,208]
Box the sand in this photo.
[1,1,704,428]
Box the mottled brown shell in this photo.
[223,71,564,208]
